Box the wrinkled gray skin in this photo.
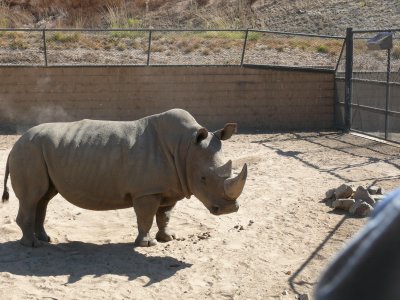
[1,109,247,247]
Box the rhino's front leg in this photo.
[132,195,160,247]
[156,203,176,242]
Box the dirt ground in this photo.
[0,131,399,300]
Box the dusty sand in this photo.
[0,131,399,300]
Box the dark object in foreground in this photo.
[315,188,400,300]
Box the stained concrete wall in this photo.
[0,66,335,132]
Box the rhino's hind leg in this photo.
[133,195,160,247]
[11,146,53,248]
[35,185,58,242]
[16,189,53,247]
[16,201,41,247]
[156,204,176,242]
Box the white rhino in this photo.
[2,109,247,247]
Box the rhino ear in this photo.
[213,123,237,141]
[195,127,209,144]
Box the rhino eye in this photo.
[201,176,206,183]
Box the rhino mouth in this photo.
[210,203,239,215]
[211,205,220,215]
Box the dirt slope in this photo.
[2,0,400,34]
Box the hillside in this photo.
[1,0,400,34]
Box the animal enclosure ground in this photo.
[0,132,399,299]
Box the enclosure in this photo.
[0,28,399,299]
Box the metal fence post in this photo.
[147,30,152,66]
[240,29,249,66]
[385,47,391,139]
[344,27,353,131]
[42,29,48,67]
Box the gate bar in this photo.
[344,27,353,131]
[385,48,391,140]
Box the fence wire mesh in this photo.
[244,31,343,69]
[0,30,44,66]
[149,30,246,65]
[350,29,400,143]
[46,30,149,66]
[0,28,344,68]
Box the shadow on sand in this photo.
[0,241,192,286]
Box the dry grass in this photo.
[1,0,399,36]
[392,45,400,60]
[0,26,344,61]
[0,0,397,68]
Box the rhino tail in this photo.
[2,155,10,203]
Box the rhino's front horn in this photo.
[224,163,247,200]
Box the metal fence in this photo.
[0,28,344,69]
[336,28,400,143]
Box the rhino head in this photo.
[186,123,247,215]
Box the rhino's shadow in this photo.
[0,241,191,285]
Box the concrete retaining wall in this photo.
[0,66,335,132]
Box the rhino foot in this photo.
[36,232,51,243]
[156,230,176,242]
[134,237,158,247]
[20,237,43,248]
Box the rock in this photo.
[282,290,289,295]
[349,199,362,215]
[368,185,383,195]
[332,198,355,211]
[354,186,375,206]
[350,200,373,217]
[326,198,334,208]
[356,202,373,217]
[373,195,385,202]
[299,294,310,300]
[325,188,335,199]
[334,184,353,199]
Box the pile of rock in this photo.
[325,184,385,217]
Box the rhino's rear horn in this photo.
[216,160,232,178]
[224,164,247,200]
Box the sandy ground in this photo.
[0,131,399,300]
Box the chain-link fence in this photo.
[244,30,343,69]
[336,28,400,143]
[0,28,344,69]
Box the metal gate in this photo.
[336,28,400,143]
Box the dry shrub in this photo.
[0,2,34,27]
[135,0,167,11]
[176,39,189,49]
[201,47,210,55]
[151,43,167,52]
[195,0,209,6]
[392,46,400,60]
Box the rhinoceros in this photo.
[1,109,247,247]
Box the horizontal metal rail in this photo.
[0,28,246,32]
[243,64,335,73]
[0,28,344,36]
[352,78,400,85]
[337,101,400,117]
[353,28,400,33]
[248,29,344,39]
